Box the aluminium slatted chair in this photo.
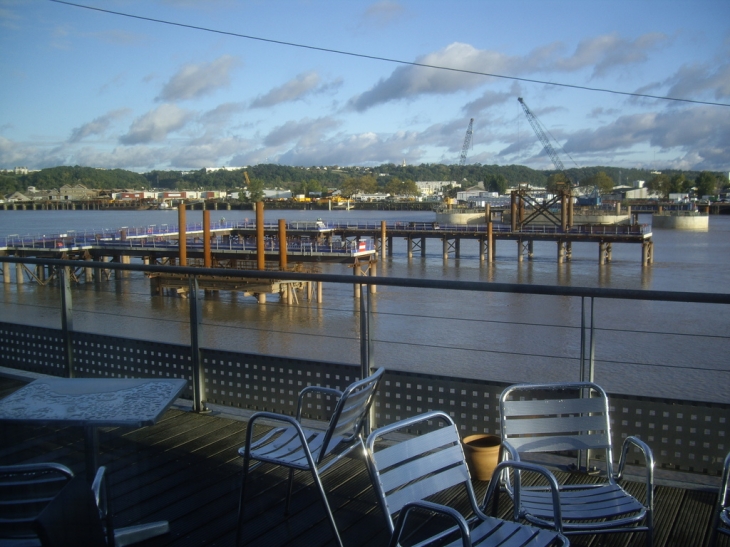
[499,382,654,546]
[1,463,169,547]
[236,367,384,547]
[710,451,730,546]
[366,410,569,547]
[0,463,74,546]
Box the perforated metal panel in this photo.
[0,321,727,475]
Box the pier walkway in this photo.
[0,219,652,265]
[0,374,724,547]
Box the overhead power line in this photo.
[50,0,730,108]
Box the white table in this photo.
[0,377,188,478]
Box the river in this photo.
[0,208,728,404]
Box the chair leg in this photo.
[645,509,653,547]
[284,468,295,515]
[236,456,251,547]
[310,468,344,547]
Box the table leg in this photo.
[84,425,99,481]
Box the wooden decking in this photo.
[0,375,726,547]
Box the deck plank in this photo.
[0,376,723,547]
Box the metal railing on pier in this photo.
[0,255,728,475]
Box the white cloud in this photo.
[361,1,405,27]
[119,104,192,144]
[350,34,667,111]
[68,109,131,143]
[158,55,239,102]
[250,72,324,108]
[263,117,340,147]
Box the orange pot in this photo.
[462,434,501,481]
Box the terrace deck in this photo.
[0,375,726,547]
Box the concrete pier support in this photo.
[380,221,387,259]
[642,241,654,266]
[566,241,572,262]
[354,259,363,298]
[517,240,523,262]
[15,263,24,284]
[527,240,534,260]
[3,262,9,284]
[369,258,377,294]
[407,237,413,259]
[599,242,608,264]
[479,237,486,262]
[387,236,393,257]
[558,240,566,263]
[257,293,266,304]
[442,238,449,260]
[84,259,93,283]
[455,238,461,258]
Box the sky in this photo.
[1,0,729,174]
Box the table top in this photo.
[0,377,188,427]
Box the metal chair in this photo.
[236,367,384,547]
[366,410,569,547]
[499,382,654,546]
[710,452,730,546]
[0,463,74,546]
[0,463,169,547]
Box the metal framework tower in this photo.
[459,118,474,166]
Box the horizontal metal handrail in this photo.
[1,256,727,305]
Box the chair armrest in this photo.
[482,460,564,534]
[389,500,471,547]
[616,435,654,509]
[90,466,116,547]
[296,386,343,420]
[239,412,319,468]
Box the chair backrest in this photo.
[0,463,74,542]
[320,367,384,456]
[366,410,477,533]
[500,382,614,469]
[34,474,107,547]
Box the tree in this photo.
[484,173,508,194]
[340,175,378,197]
[244,176,265,204]
[545,173,569,193]
[695,171,718,198]
[583,171,614,194]
[646,173,670,198]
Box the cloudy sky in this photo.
[1,0,729,173]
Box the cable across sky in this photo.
[50,0,730,109]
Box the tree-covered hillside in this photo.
[1,163,720,197]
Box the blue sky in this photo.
[1,0,729,173]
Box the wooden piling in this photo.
[256,201,265,271]
[178,204,187,267]
[380,221,386,259]
[278,219,288,270]
[203,210,212,268]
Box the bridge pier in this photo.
[642,241,654,266]
[15,263,24,285]
[517,240,523,262]
[3,262,9,284]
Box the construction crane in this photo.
[517,98,572,184]
[459,118,474,166]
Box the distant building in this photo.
[416,181,457,196]
[204,166,247,173]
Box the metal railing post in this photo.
[189,276,208,412]
[60,266,75,378]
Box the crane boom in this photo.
[517,97,569,181]
[459,118,474,166]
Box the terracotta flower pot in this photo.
[462,434,501,481]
